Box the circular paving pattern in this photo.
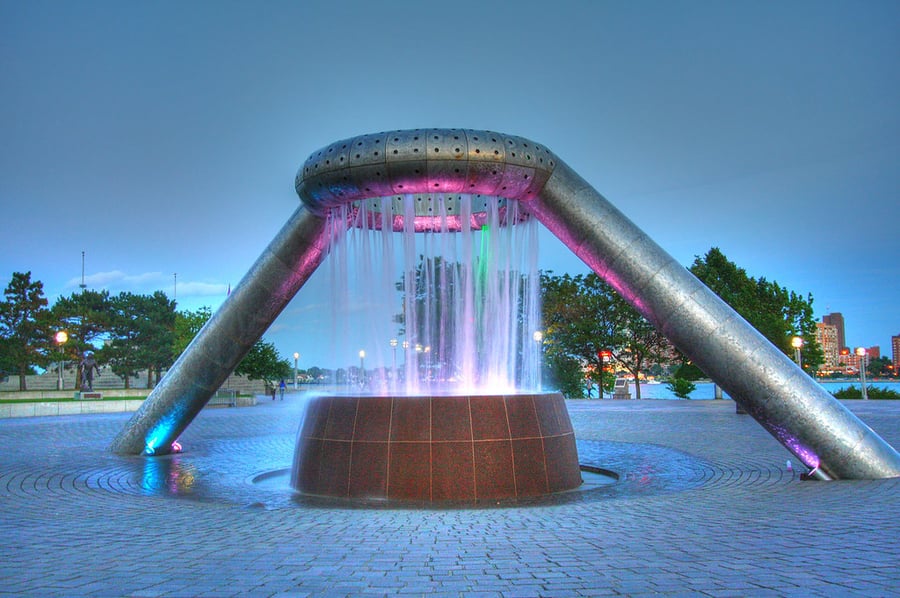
[0,413,807,513]
[3,400,900,598]
[3,402,899,514]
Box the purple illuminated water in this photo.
[324,194,542,395]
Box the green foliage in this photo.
[235,339,292,382]
[832,385,900,400]
[0,272,51,390]
[666,377,697,399]
[589,368,616,398]
[51,289,112,358]
[174,307,286,383]
[866,356,894,378]
[609,292,671,399]
[690,248,823,373]
[540,271,673,399]
[544,351,587,398]
[103,291,176,388]
[174,306,212,356]
[673,362,705,381]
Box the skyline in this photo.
[2,1,899,368]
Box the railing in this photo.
[207,389,237,407]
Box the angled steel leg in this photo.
[528,160,900,479]
[110,206,329,455]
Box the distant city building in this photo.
[893,334,900,375]
[822,313,846,352]
[816,322,840,371]
[838,346,878,373]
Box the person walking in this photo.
[278,379,286,400]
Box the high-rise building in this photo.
[816,322,840,371]
[822,313,846,353]
[838,346,878,373]
[892,334,900,375]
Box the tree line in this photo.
[1,246,827,395]
[0,272,291,391]
[541,247,824,398]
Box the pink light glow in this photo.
[333,203,530,232]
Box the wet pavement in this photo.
[2,396,899,596]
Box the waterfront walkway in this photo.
[2,397,899,597]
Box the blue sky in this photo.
[2,1,899,368]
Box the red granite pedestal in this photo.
[290,392,582,501]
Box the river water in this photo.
[609,380,900,400]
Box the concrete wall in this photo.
[1,370,269,395]
[0,394,259,419]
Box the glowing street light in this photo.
[55,331,68,391]
[389,339,398,386]
[856,347,868,400]
[293,352,300,389]
[533,331,543,391]
[359,350,366,387]
[791,336,803,369]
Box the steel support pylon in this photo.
[109,206,329,455]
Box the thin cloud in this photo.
[63,270,226,299]
[176,281,229,296]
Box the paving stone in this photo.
[1,398,899,596]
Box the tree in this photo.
[235,339,292,383]
[51,289,112,388]
[606,290,672,400]
[104,292,176,388]
[174,306,212,356]
[0,336,13,382]
[0,272,52,390]
[690,248,823,373]
[666,376,697,399]
[540,271,672,399]
[137,292,176,386]
[867,356,894,378]
[543,350,588,398]
[51,289,111,356]
[173,306,291,385]
[541,272,614,398]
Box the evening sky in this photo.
[2,1,898,368]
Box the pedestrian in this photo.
[279,379,286,400]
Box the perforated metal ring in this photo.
[295,128,558,215]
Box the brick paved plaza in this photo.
[2,397,898,597]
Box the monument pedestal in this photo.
[612,378,631,400]
[291,392,582,502]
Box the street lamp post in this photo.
[293,352,300,390]
[791,336,803,369]
[55,331,68,390]
[359,350,366,388]
[599,350,612,400]
[389,339,398,387]
[532,331,543,391]
[856,347,868,400]
[402,340,410,389]
[415,344,423,382]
